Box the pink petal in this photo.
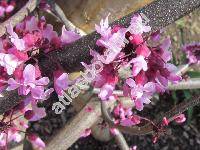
[120,118,135,126]
[135,99,144,111]
[36,77,49,86]
[61,25,80,44]
[126,78,136,87]
[174,114,186,124]
[99,84,114,101]
[80,128,91,138]
[28,134,45,149]
[42,24,58,42]
[130,34,144,45]
[23,64,36,84]
[31,86,45,99]
[5,5,14,13]
[6,78,19,91]
[136,44,151,57]
[25,16,39,32]
[30,102,46,121]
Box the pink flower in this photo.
[130,34,144,45]
[61,25,80,45]
[162,117,169,126]
[145,38,181,92]
[0,6,5,17]
[120,115,140,127]
[42,24,58,42]
[7,24,26,51]
[0,127,22,147]
[129,15,151,35]
[98,29,127,64]
[113,104,140,126]
[160,37,172,62]
[5,5,14,13]
[80,128,91,138]
[128,55,148,77]
[124,78,155,111]
[130,146,137,150]
[92,64,118,101]
[85,106,93,112]
[25,16,39,32]
[95,14,111,38]
[25,101,46,121]
[27,134,45,150]
[0,53,22,75]
[99,83,115,101]
[182,42,200,64]
[135,43,151,57]
[54,71,69,96]
[174,114,186,124]
[109,128,119,135]
[7,64,53,100]
[93,64,118,88]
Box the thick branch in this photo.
[39,0,200,73]
[0,90,23,114]
[0,0,38,37]
[45,98,115,150]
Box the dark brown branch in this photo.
[0,0,38,37]
[101,95,200,135]
[0,90,23,114]
[39,0,200,74]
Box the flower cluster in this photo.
[0,10,190,149]
[113,103,140,126]
[89,14,181,111]
[0,0,15,19]
[0,15,80,149]
[182,42,200,64]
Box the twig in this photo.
[48,0,86,36]
[101,95,200,135]
[0,0,38,37]
[77,78,200,97]
[114,129,130,150]
[176,64,190,76]
[168,78,200,90]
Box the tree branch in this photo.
[45,98,116,150]
[39,0,200,74]
[101,95,200,135]
[47,0,86,36]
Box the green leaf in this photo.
[172,91,178,104]
[188,71,200,78]
[176,18,186,28]
[187,107,193,124]
[183,90,192,100]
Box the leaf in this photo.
[187,107,193,124]
[183,90,192,100]
[172,91,178,105]
[188,71,200,78]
